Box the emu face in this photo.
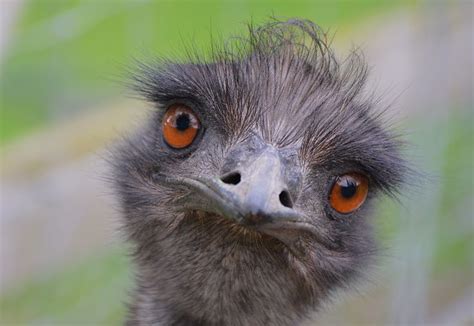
[113,20,407,325]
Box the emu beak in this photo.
[159,146,304,234]
[217,148,299,226]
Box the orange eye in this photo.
[329,173,368,214]
[162,104,200,149]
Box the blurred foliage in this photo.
[0,0,411,144]
[433,109,473,274]
[377,108,474,274]
[0,248,130,324]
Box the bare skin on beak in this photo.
[154,139,320,247]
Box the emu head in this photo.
[112,19,408,325]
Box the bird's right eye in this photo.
[162,104,200,149]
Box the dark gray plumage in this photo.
[112,19,408,325]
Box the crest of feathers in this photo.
[128,18,409,198]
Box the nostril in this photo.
[279,190,293,208]
[220,171,241,185]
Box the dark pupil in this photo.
[340,178,357,198]
[176,113,190,131]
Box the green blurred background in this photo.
[0,0,472,324]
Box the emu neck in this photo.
[127,215,320,325]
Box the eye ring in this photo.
[162,103,200,149]
[329,173,368,214]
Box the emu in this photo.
[112,19,408,325]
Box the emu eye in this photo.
[329,173,368,214]
[162,104,200,149]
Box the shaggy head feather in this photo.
[112,19,409,325]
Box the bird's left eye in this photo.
[162,104,200,149]
[329,173,368,214]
